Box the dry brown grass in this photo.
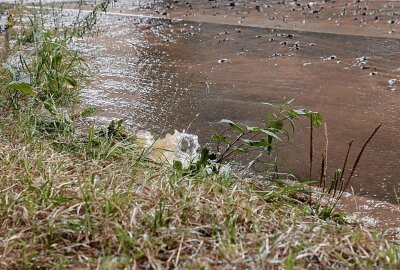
[1,120,399,269]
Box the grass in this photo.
[1,122,400,269]
[1,2,400,269]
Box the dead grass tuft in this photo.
[0,122,399,269]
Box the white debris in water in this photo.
[361,216,378,227]
[388,79,396,88]
[355,56,370,67]
[322,55,337,61]
[218,59,228,64]
[360,204,371,210]
[308,2,317,7]
[84,116,120,126]
[342,192,352,198]
[356,56,369,63]
[138,130,200,168]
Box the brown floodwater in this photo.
[74,9,399,204]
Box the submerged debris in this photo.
[137,130,200,167]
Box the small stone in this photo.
[388,79,397,87]
[323,55,337,61]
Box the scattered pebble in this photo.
[323,55,337,61]
[388,78,397,87]
[356,56,369,63]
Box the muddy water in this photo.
[75,11,400,203]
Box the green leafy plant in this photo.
[25,27,84,104]
[0,3,101,143]
[199,100,323,173]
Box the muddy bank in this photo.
[154,0,400,39]
[59,0,399,39]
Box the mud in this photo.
[59,0,398,39]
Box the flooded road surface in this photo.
[75,9,399,204]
